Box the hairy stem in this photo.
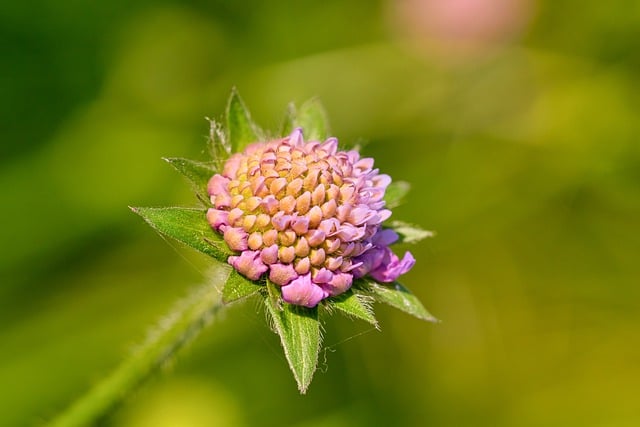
[47,265,230,427]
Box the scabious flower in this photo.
[132,90,437,393]
[133,91,435,396]
[206,128,414,308]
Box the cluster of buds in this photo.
[206,129,414,307]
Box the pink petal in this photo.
[206,208,229,231]
[289,128,304,145]
[269,263,298,286]
[207,174,230,196]
[223,227,248,251]
[369,251,416,283]
[371,229,399,246]
[260,244,279,265]
[321,272,353,296]
[312,267,333,284]
[281,273,327,308]
[228,250,268,280]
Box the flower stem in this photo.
[47,267,229,427]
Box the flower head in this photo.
[134,90,436,397]
[206,128,414,307]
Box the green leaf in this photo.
[207,118,231,170]
[280,102,296,137]
[131,207,233,262]
[388,220,434,244]
[226,88,262,152]
[163,157,216,204]
[328,289,378,327]
[265,282,322,394]
[365,280,438,322]
[222,269,263,303]
[293,98,330,141]
[384,181,411,209]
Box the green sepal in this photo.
[280,102,297,137]
[131,207,233,262]
[264,281,322,394]
[327,289,378,327]
[163,157,216,205]
[362,279,438,322]
[388,220,434,244]
[384,181,411,209]
[222,269,263,303]
[290,98,330,141]
[207,118,232,170]
[226,88,263,152]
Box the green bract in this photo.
[132,89,437,393]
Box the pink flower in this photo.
[206,128,415,307]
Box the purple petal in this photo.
[348,206,375,226]
[244,142,264,155]
[377,209,392,222]
[289,128,304,145]
[321,137,338,154]
[281,273,327,308]
[250,175,266,194]
[321,272,353,297]
[271,212,291,231]
[354,157,374,172]
[213,192,232,209]
[269,263,298,286]
[369,251,416,283]
[223,227,249,251]
[222,154,242,177]
[228,250,268,280]
[340,242,356,257]
[325,255,343,271]
[206,208,229,231]
[312,267,333,284]
[261,195,279,215]
[372,174,392,189]
[371,229,399,246]
[363,187,386,203]
[291,216,310,235]
[207,174,230,196]
[368,201,386,210]
[346,150,360,164]
[260,244,279,265]
[306,229,326,247]
[318,218,339,235]
[343,261,363,272]
[366,209,392,226]
[351,247,387,278]
[335,224,366,242]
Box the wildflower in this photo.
[206,128,415,307]
[134,90,436,394]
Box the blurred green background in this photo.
[1,0,639,426]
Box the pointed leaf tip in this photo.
[226,89,263,152]
[265,282,322,393]
[222,269,262,303]
[384,181,411,209]
[133,207,233,262]
[365,280,438,323]
[293,98,330,141]
[280,102,297,137]
[163,157,217,204]
[329,289,378,327]
[389,221,434,244]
